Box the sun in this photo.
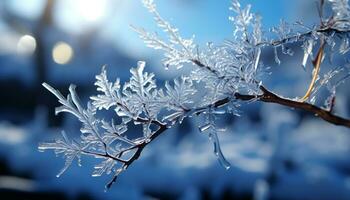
[75,0,107,22]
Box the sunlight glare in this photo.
[76,0,107,22]
[17,35,36,56]
[52,42,74,65]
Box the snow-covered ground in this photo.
[0,104,349,200]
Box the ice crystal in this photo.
[199,108,231,170]
[39,0,350,189]
[39,131,82,177]
[301,39,314,69]
[339,37,350,54]
[133,0,197,69]
[165,76,196,111]
[327,0,350,30]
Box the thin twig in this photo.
[257,27,350,47]
[189,57,350,128]
[235,86,350,128]
[300,41,325,102]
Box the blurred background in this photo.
[0,0,350,199]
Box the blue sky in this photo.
[102,0,287,57]
[6,0,288,57]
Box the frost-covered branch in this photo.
[40,0,350,189]
[235,86,350,128]
[189,56,350,128]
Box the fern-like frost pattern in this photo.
[39,0,350,189]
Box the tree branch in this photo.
[235,86,350,128]
[188,29,350,129]
[105,81,350,189]
[105,23,350,186]
[257,27,350,47]
[105,120,167,189]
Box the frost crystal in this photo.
[327,0,350,30]
[339,37,350,54]
[199,109,231,170]
[133,0,197,69]
[39,0,350,189]
[39,131,82,177]
[165,76,196,111]
[302,39,314,69]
